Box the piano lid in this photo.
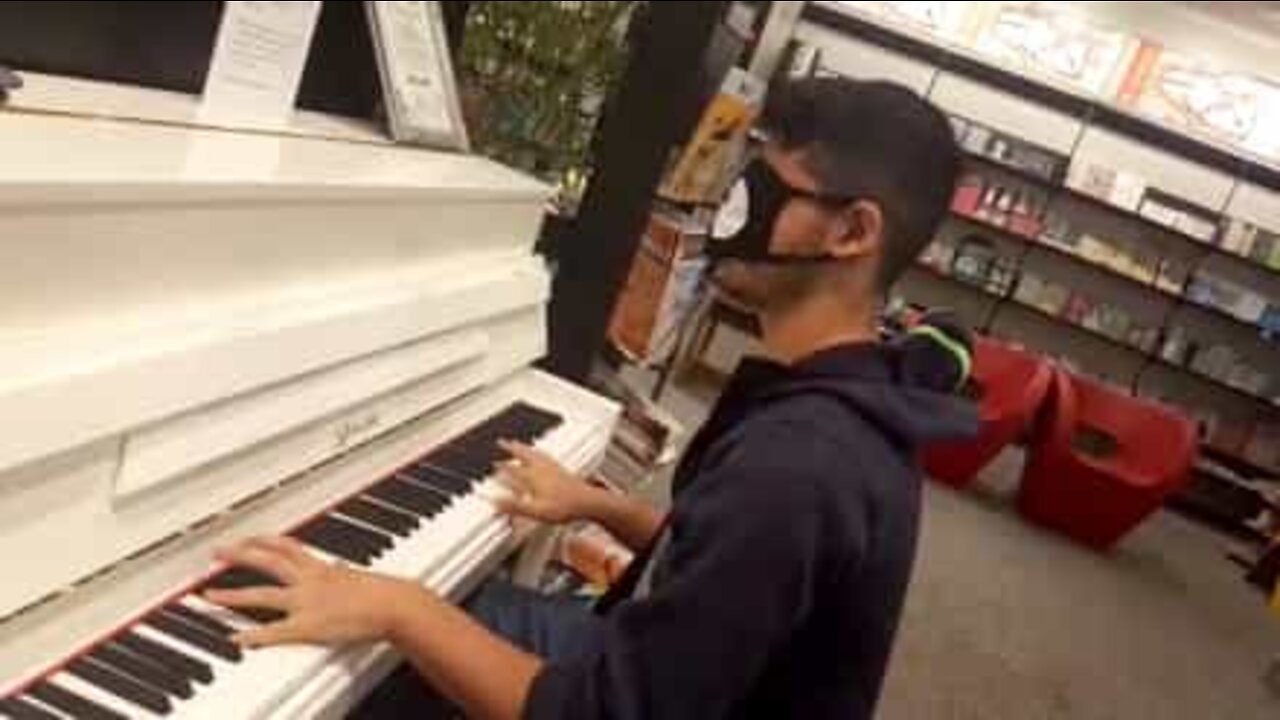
[0,104,550,207]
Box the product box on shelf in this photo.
[951,174,986,216]
[1138,189,1221,244]
[1186,272,1269,324]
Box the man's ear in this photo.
[825,200,884,260]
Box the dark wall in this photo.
[0,1,380,119]
[0,2,222,92]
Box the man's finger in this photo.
[215,544,302,585]
[203,586,293,612]
[494,494,532,517]
[499,440,542,464]
[231,620,309,649]
[497,460,533,488]
[497,495,553,522]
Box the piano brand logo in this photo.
[334,413,383,452]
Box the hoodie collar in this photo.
[732,342,891,394]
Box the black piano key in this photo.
[303,514,390,556]
[198,566,289,624]
[27,681,126,720]
[203,566,281,592]
[167,597,282,635]
[229,604,288,626]
[514,401,564,431]
[402,463,472,497]
[141,612,242,663]
[66,658,171,715]
[365,479,449,518]
[0,696,61,720]
[323,514,394,552]
[335,498,418,537]
[162,602,236,637]
[296,515,390,561]
[429,446,494,479]
[115,632,213,685]
[90,644,194,700]
[292,519,376,566]
[516,399,564,422]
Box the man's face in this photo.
[711,145,850,312]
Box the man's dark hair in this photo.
[761,76,961,292]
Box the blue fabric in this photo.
[465,578,603,663]
[350,580,601,719]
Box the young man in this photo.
[208,77,976,720]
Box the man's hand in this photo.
[498,440,667,553]
[496,440,599,525]
[204,536,423,648]
[206,536,542,720]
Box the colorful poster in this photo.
[1124,49,1280,161]
[972,3,1132,96]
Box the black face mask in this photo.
[706,158,850,265]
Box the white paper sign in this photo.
[200,1,323,127]
[367,1,469,148]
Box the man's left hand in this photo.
[204,536,425,649]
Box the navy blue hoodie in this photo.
[526,337,977,720]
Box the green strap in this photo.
[908,324,973,391]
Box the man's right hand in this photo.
[495,440,601,525]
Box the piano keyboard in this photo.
[0,402,563,720]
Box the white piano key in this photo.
[175,645,331,720]
[371,498,493,581]
[428,520,511,596]
[47,672,165,720]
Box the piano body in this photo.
[0,97,619,719]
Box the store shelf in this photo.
[960,149,1280,281]
[948,212,1276,340]
[912,261,1150,355]
[910,261,1005,299]
[1002,299,1152,356]
[1176,299,1274,339]
[1145,354,1279,411]
[910,262,1280,417]
[1201,445,1280,482]
[961,152,1061,190]
[948,212,1174,297]
[1061,186,1280,280]
[964,149,1230,261]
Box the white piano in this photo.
[0,97,619,719]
